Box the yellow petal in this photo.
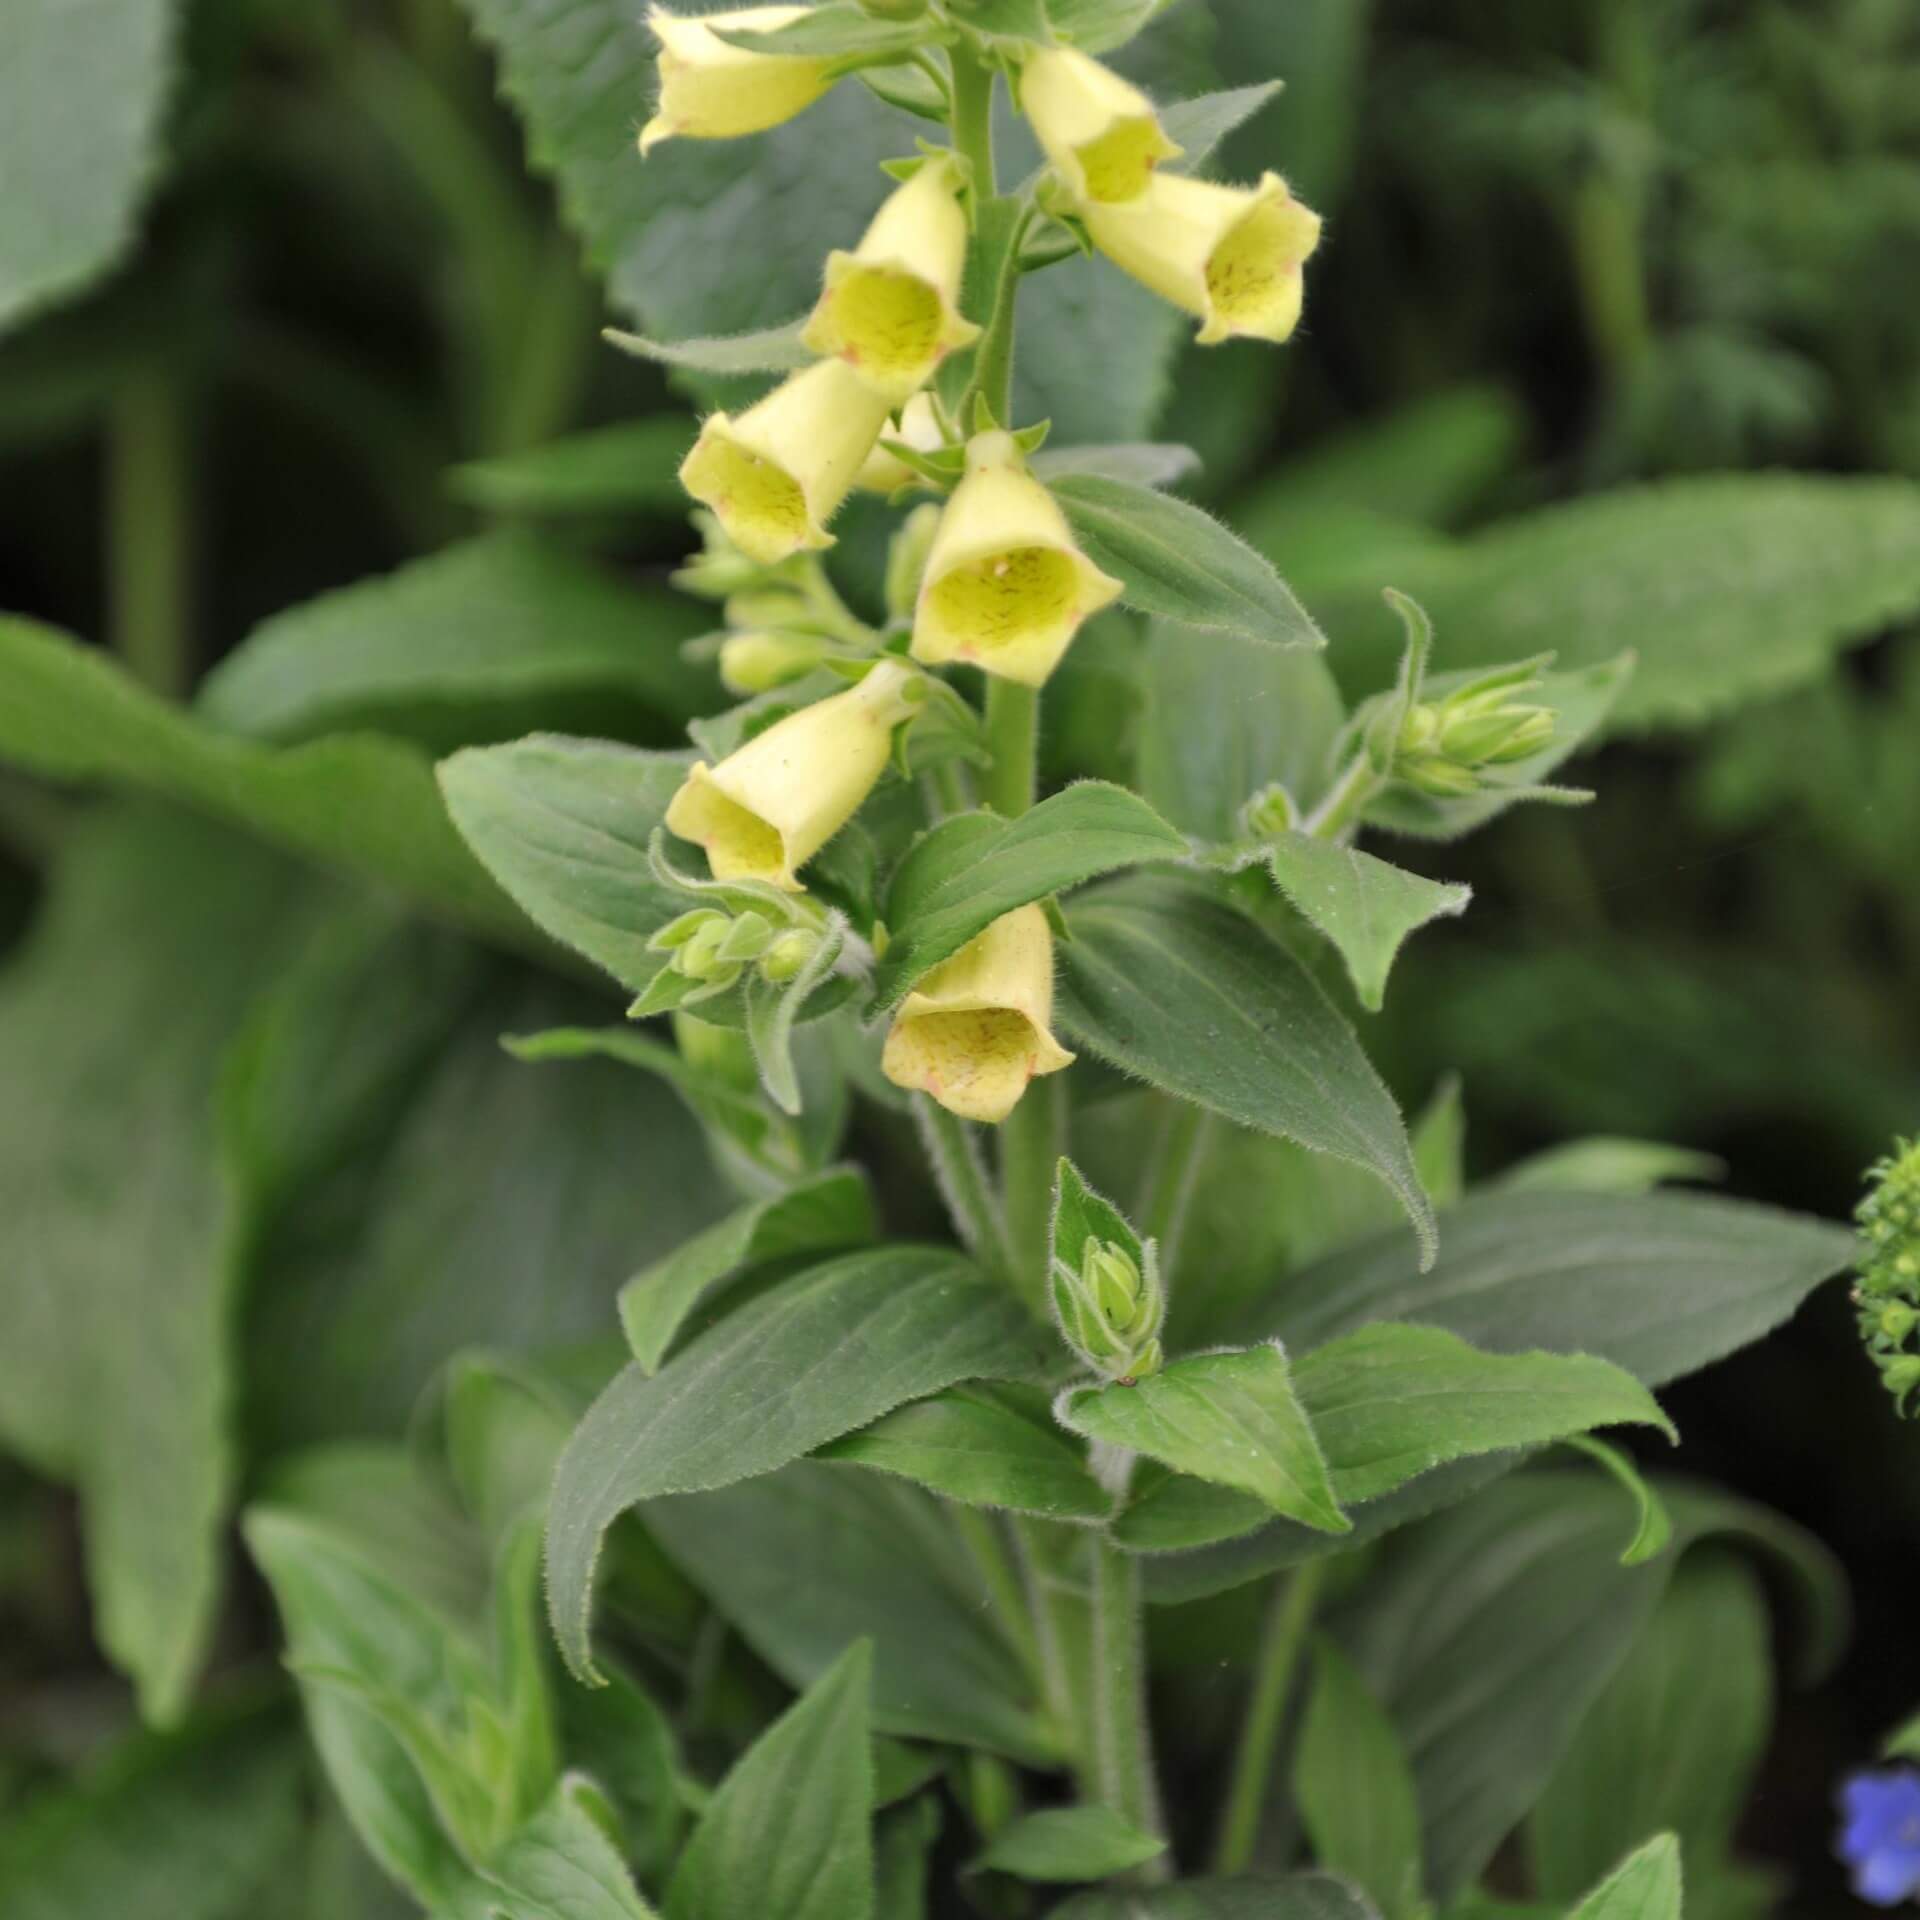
[680,360,893,566]
[1019,47,1181,205]
[911,432,1123,687]
[882,905,1075,1124]
[641,5,836,153]
[857,391,947,494]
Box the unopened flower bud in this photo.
[1019,47,1181,206]
[802,156,982,404]
[678,916,741,983]
[1857,1139,1920,1415]
[665,659,922,890]
[759,926,822,983]
[1085,170,1321,347]
[681,359,894,565]
[719,631,826,695]
[1242,782,1298,840]
[674,511,788,601]
[640,6,837,155]
[1051,1234,1165,1381]
[886,502,943,620]
[1395,754,1484,799]
[1437,700,1555,766]
[911,431,1124,687]
[882,903,1075,1124]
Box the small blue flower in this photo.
[1839,1771,1920,1905]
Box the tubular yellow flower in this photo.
[882,905,1075,1124]
[1086,170,1322,346]
[1019,47,1181,204]
[802,157,982,403]
[664,660,921,890]
[911,431,1124,687]
[680,359,893,566]
[639,6,836,155]
[856,391,946,494]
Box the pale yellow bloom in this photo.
[882,905,1075,1125]
[1019,47,1180,204]
[640,6,836,154]
[680,359,893,566]
[911,431,1123,687]
[802,157,982,403]
[1086,170,1322,345]
[856,391,947,494]
[664,660,920,890]
[717,631,822,695]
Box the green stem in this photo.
[913,1094,1014,1277]
[998,1071,1061,1318]
[1301,753,1380,843]
[109,365,193,699]
[1136,1102,1217,1289]
[1089,1537,1166,1872]
[952,1506,1056,1733]
[1014,1517,1088,1766]
[983,678,1039,817]
[1211,1561,1328,1876]
[947,46,996,201]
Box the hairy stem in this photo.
[998,1071,1062,1317]
[1302,753,1381,843]
[913,1093,1014,1277]
[1089,1536,1167,1871]
[1211,1560,1329,1875]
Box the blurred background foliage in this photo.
[2,0,1919,1911]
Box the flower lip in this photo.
[1200,180,1322,345]
[664,764,794,888]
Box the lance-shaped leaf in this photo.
[1052,474,1326,653]
[1566,1836,1683,1920]
[547,1246,1051,1681]
[1260,832,1471,1011]
[603,317,813,377]
[447,417,696,517]
[1160,80,1287,174]
[972,1806,1168,1883]
[1050,1872,1385,1920]
[1058,1346,1349,1533]
[1057,874,1436,1260]
[1031,443,1202,491]
[818,1382,1113,1522]
[715,3,938,59]
[872,783,1186,1010]
[620,1168,876,1373]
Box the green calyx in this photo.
[1394,666,1557,798]
[1857,1137,1920,1413]
[1051,1235,1166,1382]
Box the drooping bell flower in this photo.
[1019,46,1181,204]
[882,904,1075,1124]
[640,6,837,154]
[910,431,1123,687]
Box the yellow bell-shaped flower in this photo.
[802,157,983,404]
[640,6,836,154]
[680,359,893,566]
[882,904,1076,1125]
[664,660,921,890]
[1086,170,1322,345]
[1019,47,1181,204]
[856,391,947,494]
[911,431,1124,687]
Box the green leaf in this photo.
[457,1776,663,1920]
[1566,1837,1683,1920]
[1261,833,1471,1011]
[1340,1472,1678,1897]
[1043,0,1173,54]
[444,1354,578,1543]
[1530,1553,1770,1904]
[1294,1639,1426,1920]
[1294,1323,1674,1505]
[716,4,935,58]
[0,1703,305,1919]
[0,618,519,944]
[446,417,697,517]
[1016,253,1189,443]
[1252,1189,1855,1390]
[648,1462,1060,1760]
[1160,82,1287,173]
[1138,624,1348,839]
[666,1643,874,1920]
[1051,1155,1147,1284]
[973,1805,1167,1882]
[1060,1347,1349,1531]
[819,1381,1113,1521]
[436,736,693,996]
[1052,474,1327,652]
[198,532,713,743]
[1050,1871,1388,1920]
[1563,1437,1673,1568]
[546,1246,1050,1682]
[1495,1140,1726,1197]
[0,809,332,1722]
[1425,476,1920,733]
[1057,874,1436,1260]
[1031,443,1203,490]
[876,1798,943,1920]
[874,782,1186,1008]
[603,319,814,376]
[0,0,178,331]
[619,1167,876,1372]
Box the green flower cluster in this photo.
[1857,1137,1920,1413]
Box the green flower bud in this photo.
[759,926,822,984]
[1396,754,1484,799]
[718,631,828,697]
[1241,782,1298,840]
[677,917,740,983]
[1051,1236,1165,1381]
[1439,703,1555,766]
[1856,1138,1920,1415]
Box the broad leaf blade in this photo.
[874,782,1187,1009]
[1053,474,1326,652]
[1567,1836,1683,1920]
[547,1247,1050,1681]
[1059,1348,1348,1532]
[973,1806,1167,1882]
[447,417,696,517]
[1160,82,1287,174]
[1057,875,1436,1260]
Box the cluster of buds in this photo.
[647,906,825,1007]
[1856,1139,1920,1414]
[1382,660,1557,799]
[1051,1232,1165,1383]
